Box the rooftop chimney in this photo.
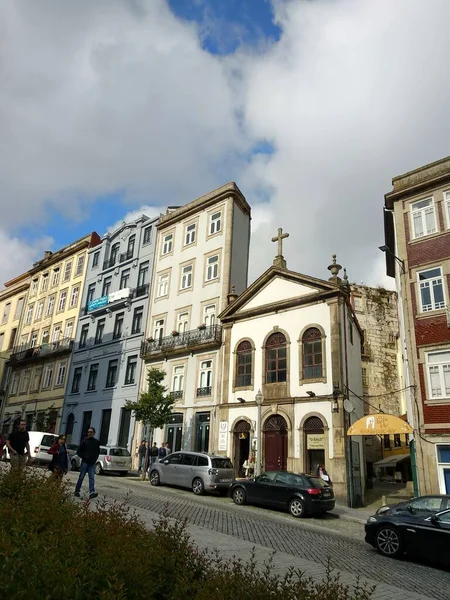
[227,284,239,305]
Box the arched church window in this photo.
[265,332,287,383]
[236,340,252,387]
[302,327,322,379]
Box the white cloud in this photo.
[107,205,162,235]
[0,232,53,287]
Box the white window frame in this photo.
[180,265,192,290]
[445,191,450,229]
[41,274,49,292]
[154,319,165,340]
[20,334,28,348]
[426,350,450,400]
[63,260,72,282]
[417,267,445,312]
[52,325,61,343]
[199,360,213,388]
[46,295,55,317]
[31,278,39,295]
[41,329,49,344]
[172,365,184,392]
[162,233,173,255]
[203,304,216,327]
[184,223,196,246]
[31,368,42,392]
[177,312,189,333]
[209,212,221,235]
[157,274,169,297]
[75,255,85,276]
[35,301,44,321]
[43,364,53,389]
[70,286,79,308]
[57,290,67,312]
[2,302,11,325]
[206,255,219,281]
[52,268,60,287]
[64,321,74,339]
[410,197,437,240]
[55,362,66,386]
[10,372,19,395]
[25,304,34,325]
[20,369,31,394]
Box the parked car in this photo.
[66,444,81,471]
[95,446,131,476]
[376,494,450,516]
[149,452,234,495]
[229,471,335,518]
[365,508,450,565]
[4,432,59,465]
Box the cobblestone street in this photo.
[67,472,450,600]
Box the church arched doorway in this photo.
[304,416,325,475]
[233,420,251,477]
[264,415,287,471]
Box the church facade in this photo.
[215,236,365,505]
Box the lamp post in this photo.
[255,389,263,476]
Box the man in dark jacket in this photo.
[74,427,101,499]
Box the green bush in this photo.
[0,470,374,600]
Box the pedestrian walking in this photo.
[137,440,147,474]
[7,420,31,472]
[74,427,100,499]
[47,434,70,479]
[149,442,158,466]
[165,442,171,455]
[316,464,332,485]
[157,443,166,460]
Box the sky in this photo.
[1,0,450,290]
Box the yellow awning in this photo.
[347,413,413,436]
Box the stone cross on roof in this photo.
[271,227,289,268]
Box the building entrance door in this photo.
[165,413,183,452]
[264,415,287,471]
[233,420,250,477]
[304,416,325,474]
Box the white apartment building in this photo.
[138,182,251,453]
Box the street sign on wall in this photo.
[88,295,108,311]
[218,421,228,451]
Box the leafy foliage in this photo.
[124,368,175,430]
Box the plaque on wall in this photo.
[307,434,324,450]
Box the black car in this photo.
[376,494,450,516]
[229,471,335,518]
[365,508,450,566]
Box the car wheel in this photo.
[375,526,403,558]
[71,459,78,471]
[150,470,160,486]
[192,477,205,495]
[232,487,246,505]
[289,498,306,518]
[94,463,103,476]
[119,471,128,477]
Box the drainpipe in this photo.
[342,300,355,508]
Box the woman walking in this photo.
[47,434,70,479]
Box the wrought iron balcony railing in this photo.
[135,284,149,298]
[169,390,183,400]
[196,386,212,397]
[9,337,74,364]
[140,325,222,358]
[103,256,117,270]
[119,251,134,263]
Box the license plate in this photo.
[323,491,331,496]
[220,478,232,483]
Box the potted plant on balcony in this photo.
[198,323,206,330]
[171,330,179,337]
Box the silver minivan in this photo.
[150,452,234,495]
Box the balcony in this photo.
[9,337,74,365]
[82,288,132,316]
[135,283,149,298]
[140,325,222,359]
[103,256,117,270]
[119,251,134,263]
[169,390,183,400]
[196,386,212,397]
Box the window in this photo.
[410,197,437,239]
[105,359,118,388]
[394,434,401,447]
[131,307,143,334]
[30,331,38,348]
[86,283,96,304]
[162,233,173,255]
[20,369,31,394]
[79,324,89,348]
[383,434,391,449]
[265,332,287,383]
[120,269,130,290]
[95,319,105,344]
[236,341,252,387]
[138,262,149,287]
[14,297,24,320]
[46,295,55,317]
[70,286,80,308]
[185,223,196,245]
[445,191,450,228]
[41,329,49,344]
[25,304,34,325]
[157,274,169,297]
[52,324,61,342]
[71,367,83,393]
[59,321,71,342]
[127,235,135,259]
[20,333,28,348]
[143,226,152,245]
[204,305,216,327]
[113,313,124,339]
[177,312,189,333]
[52,268,60,287]
[209,212,221,235]
[99,409,112,446]
[172,366,184,392]
[10,372,19,395]
[302,328,322,379]
[87,363,99,391]
[2,302,11,324]
[198,361,212,394]
[110,243,120,266]
[206,255,219,281]
[63,260,72,282]
[31,278,38,294]
[92,251,100,268]
[41,274,49,292]
[426,351,450,399]
[181,265,192,290]
[8,328,17,350]
[362,367,368,387]
[35,301,44,321]
[418,268,445,312]
[102,277,112,297]
[125,355,138,385]
[55,362,67,386]
[75,255,85,276]
[43,364,54,389]
[57,290,67,312]
[154,319,165,341]
[31,368,42,392]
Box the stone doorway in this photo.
[233,420,250,477]
[304,416,325,475]
[264,415,287,471]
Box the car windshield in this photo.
[307,476,331,489]
[109,448,131,457]
[211,458,233,469]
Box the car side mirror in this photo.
[164,460,169,465]
[430,514,439,526]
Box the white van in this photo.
[5,431,58,465]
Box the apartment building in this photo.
[2,233,101,433]
[138,182,251,454]
[62,216,158,447]
[383,156,450,495]
[0,273,30,426]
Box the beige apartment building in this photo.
[2,233,101,433]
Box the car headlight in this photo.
[367,516,378,524]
